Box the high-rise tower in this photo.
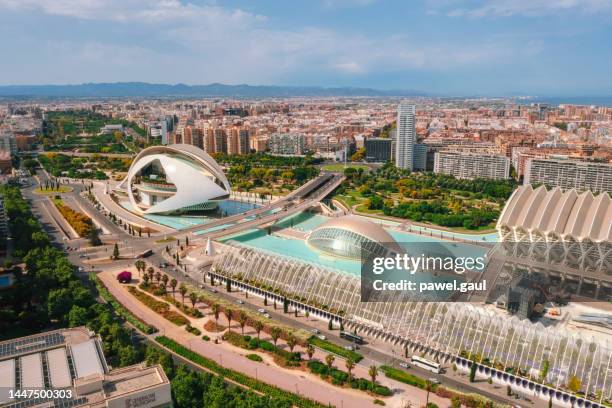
[395,102,416,170]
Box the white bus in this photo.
[410,356,442,374]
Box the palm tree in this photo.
[286,335,297,352]
[270,327,282,347]
[189,292,197,308]
[368,365,378,385]
[306,344,315,360]
[154,271,161,285]
[238,311,248,335]
[253,320,264,339]
[224,308,234,329]
[161,274,169,289]
[211,303,221,331]
[325,354,335,370]
[170,278,177,297]
[147,267,154,282]
[178,283,187,305]
[142,274,150,286]
[135,260,144,276]
[345,359,355,382]
[425,380,432,407]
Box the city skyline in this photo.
[0,0,611,96]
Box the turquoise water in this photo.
[221,225,489,277]
[120,199,259,230]
[275,212,329,232]
[221,229,363,275]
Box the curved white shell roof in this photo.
[497,184,611,242]
[124,144,231,214]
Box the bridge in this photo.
[176,173,345,239]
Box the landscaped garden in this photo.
[38,153,132,179]
[333,162,517,231]
[213,152,321,196]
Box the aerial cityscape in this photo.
[0,1,611,408]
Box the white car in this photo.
[399,362,410,369]
[263,313,271,318]
[428,378,441,385]
[317,335,327,340]
[311,328,321,334]
[344,345,354,351]
[257,308,266,313]
[236,300,244,305]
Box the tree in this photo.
[325,354,335,369]
[178,283,187,305]
[211,303,221,331]
[369,365,378,385]
[238,311,248,335]
[68,305,89,327]
[283,296,288,313]
[147,267,154,282]
[305,310,310,320]
[451,396,461,408]
[306,344,315,360]
[345,359,355,382]
[142,274,150,286]
[253,320,264,339]
[112,243,120,259]
[135,260,144,276]
[286,335,297,352]
[328,318,333,330]
[161,274,169,289]
[224,308,234,329]
[469,362,477,383]
[264,295,268,306]
[189,292,197,308]
[425,380,432,407]
[226,278,231,292]
[89,226,102,246]
[154,271,161,285]
[170,278,177,297]
[548,397,553,408]
[567,375,582,393]
[270,327,282,347]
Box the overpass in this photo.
[179,173,345,240]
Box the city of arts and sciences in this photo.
[1,127,609,408]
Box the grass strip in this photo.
[308,336,363,363]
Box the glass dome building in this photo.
[306,215,401,259]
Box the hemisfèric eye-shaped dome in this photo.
[119,144,231,215]
[306,215,401,260]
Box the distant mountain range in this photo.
[0,82,431,98]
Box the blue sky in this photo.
[0,0,611,96]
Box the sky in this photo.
[0,0,611,96]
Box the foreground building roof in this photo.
[497,184,611,243]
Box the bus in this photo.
[410,355,442,374]
[340,331,364,345]
[136,249,153,259]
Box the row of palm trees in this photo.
[133,261,383,389]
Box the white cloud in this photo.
[0,0,265,23]
[432,0,612,18]
[0,0,547,85]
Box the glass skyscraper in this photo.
[395,102,416,170]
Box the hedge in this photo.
[246,354,263,362]
[155,336,326,408]
[55,201,94,237]
[308,336,363,362]
[93,276,157,334]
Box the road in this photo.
[21,171,542,408]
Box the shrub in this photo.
[373,399,386,406]
[185,325,201,336]
[246,353,263,362]
[55,202,93,237]
[259,340,275,352]
[202,335,210,341]
[373,385,392,396]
